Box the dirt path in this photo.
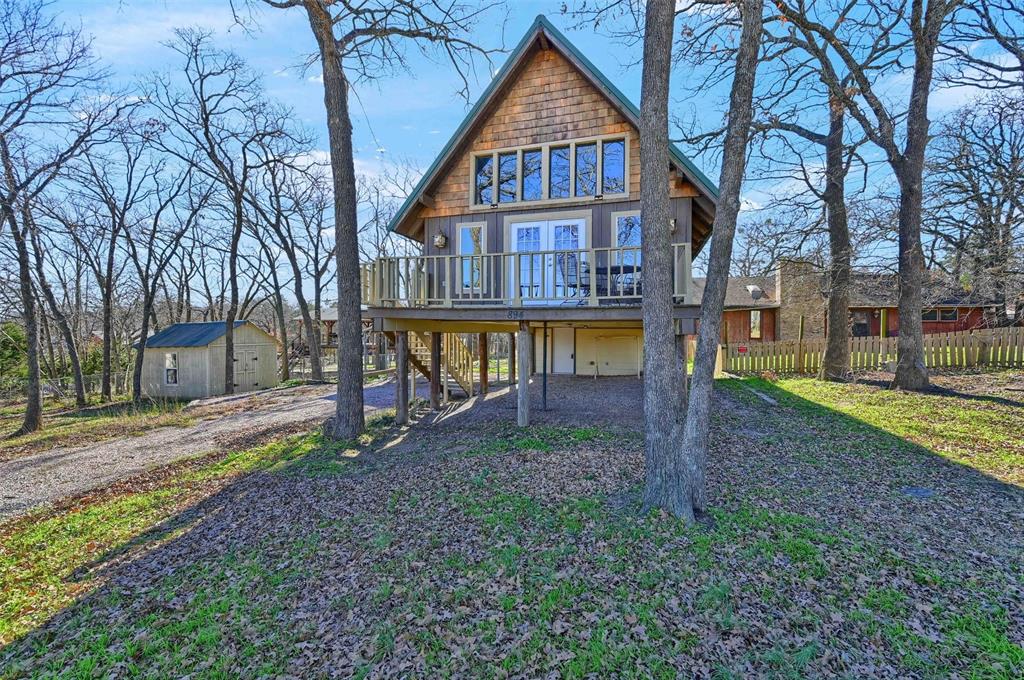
[0,381,408,522]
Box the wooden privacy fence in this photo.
[723,326,1024,375]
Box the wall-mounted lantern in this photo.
[432,231,448,249]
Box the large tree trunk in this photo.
[681,0,763,514]
[274,291,289,382]
[892,0,940,391]
[132,301,152,402]
[304,0,365,438]
[893,165,929,389]
[100,276,113,401]
[819,98,852,381]
[638,0,689,519]
[223,202,244,395]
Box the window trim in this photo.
[611,210,642,248]
[469,133,630,210]
[456,221,487,291]
[749,309,762,340]
[164,352,179,386]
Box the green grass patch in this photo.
[0,409,400,646]
[724,376,1024,481]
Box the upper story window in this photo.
[474,156,493,205]
[471,134,628,208]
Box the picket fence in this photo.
[722,326,1024,375]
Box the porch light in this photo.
[432,232,448,249]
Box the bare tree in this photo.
[253,0,501,439]
[924,93,1024,312]
[0,0,128,433]
[26,205,86,406]
[124,153,210,401]
[246,151,326,381]
[943,0,1023,90]
[149,29,295,396]
[681,0,764,517]
[635,0,688,517]
[775,0,963,390]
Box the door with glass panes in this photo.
[508,218,586,303]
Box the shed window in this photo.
[164,352,178,385]
[474,155,493,205]
[750,310,762,339]
[548,146,571,199]
[922,309,939,321]
[940,308,958,322]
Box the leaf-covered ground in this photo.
[1,373,1022,678]
[0,399,194,462]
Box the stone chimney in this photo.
[776,258,826,340]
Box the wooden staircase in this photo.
[384,331,475,396]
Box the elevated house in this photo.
[360,16,718,424]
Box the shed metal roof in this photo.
[143,321,249,348]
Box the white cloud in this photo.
[307,73,324,84]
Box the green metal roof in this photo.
[387,14,718,238]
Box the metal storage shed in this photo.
[140,321,279,399]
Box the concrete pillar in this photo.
[396,330,409,425]
[478,332,489,394]
[430,331,441,410]
[516,322,530,427]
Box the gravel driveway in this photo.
[0,380,410,522]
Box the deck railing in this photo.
[361,243,692,308]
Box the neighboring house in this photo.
[775,259,1001,340]
[690,276,779,343]
[360,15,718,422]
[139,321,278,399]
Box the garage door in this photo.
[596,335,640,376]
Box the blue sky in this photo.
[54,0,670,189]
[51,0,996,277]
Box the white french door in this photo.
[509,218,586,302]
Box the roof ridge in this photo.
[386,15,718,236]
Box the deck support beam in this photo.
[541,322,548,411]
[396,330,409,425]
[509,333,516,385]
[516,322,530,426]
[429,331,441,410]
[478,332,488,394]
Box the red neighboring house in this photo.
[845,272,999,337]
[691,276,779,343]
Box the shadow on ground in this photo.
[2,375,1021,677]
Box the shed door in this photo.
[236,349,259,391]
